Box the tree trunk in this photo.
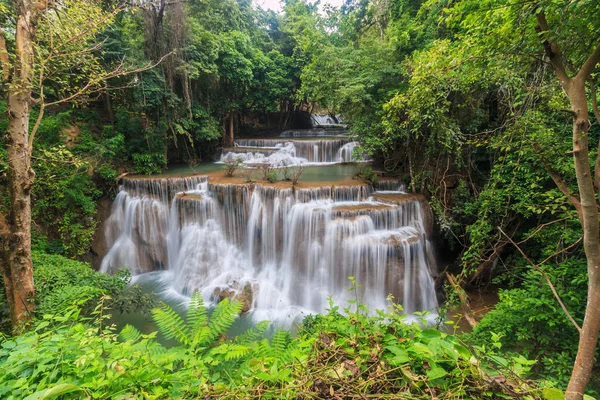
[3,10,36,328]
[103,92,115,125]
[565,79,600,400]
[228,110,234,147]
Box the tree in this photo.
[441,1,600,397]
[0,0,163,329]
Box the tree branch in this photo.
[535,12,571,89]
[0,26,11,81]
[43,52,173,107]
[577,42,600,82]
[499,228,582,333]
[533,143,583,219]
[590,80,600,194]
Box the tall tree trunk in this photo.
[228,110,234,147]
[103,92,115,125]
[534,13,600,396]
[565,78,600,399]
[2,9,36,328]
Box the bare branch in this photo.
[44,52,173,107]
[499,227,582,333]
[446,272,478,328]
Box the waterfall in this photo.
[310,114,346,128]
[223,138,361,165]
[102,176,438,325]
[280,128,348,137]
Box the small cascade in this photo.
[222,138,360,165]
[377,180,408,192]
[280,128,348,137]
[311,114,346,128]
[102,176,439,325]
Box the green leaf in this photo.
[542,388,565,400]
[426,365,447,380]
[24,384,82,400]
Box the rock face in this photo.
[100,174,438,321]
[88,197,113,270]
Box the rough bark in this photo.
[535,12,600,399]
[3,6,37,327]
[564,78,600,400]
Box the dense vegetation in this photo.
[0,0,599,398]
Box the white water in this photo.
[102,176,439,327]
[311,114,346,128]
[221,138,363,166]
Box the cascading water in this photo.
[311,114,346,128]
[102,175,439,326]
[221,138,361,165]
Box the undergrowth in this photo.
[0,287,563,399]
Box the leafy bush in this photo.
[279,161,307,186]
[259,163,277,182]
[223,156,244,177]
[355,162,378,185]
[32,146,101,256]
[465,259,592,389]
[0,252,155,334]
[266,170,278,183]
[132,152,167,175]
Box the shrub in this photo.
[355,162,378,185]
[290,164,307,186]
[266,170,278,183]
[241,165,255,183]
[132,152,167,175]
[223,156,244,177]
[259,163,277,181]
[0,252,155,334]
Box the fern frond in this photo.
[187,291,208,344]
[152,303,190,346]
[197,298,242,348]
[119,324,142,343]
[235,320,270,344]
[145,342,167,356]
[254,338,271,358]
[272,329,293,362]
[224,344,251,361]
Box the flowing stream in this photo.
[101,121,438,326]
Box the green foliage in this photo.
[0,289,551,399]
[0,251,155,334]
[266,170,278,183]
[32,146,101,257]
[355,163,378,185]
[132,152,167,175]
[223,156,244,177]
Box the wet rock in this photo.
[214,282,255,313]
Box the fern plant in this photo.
[123,292,243,353]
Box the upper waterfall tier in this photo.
[221,138,361,165]
[101,175,438,325]
[280,128,348,137]
[311,114,346,128]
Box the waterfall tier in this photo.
[101,176,438,325]
[221,138,360,165]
